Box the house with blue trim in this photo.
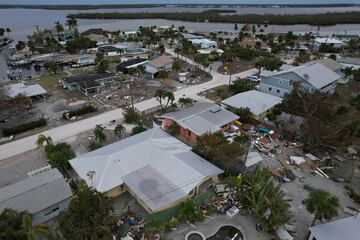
[259,60,343,98]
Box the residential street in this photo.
[0,50,256,161]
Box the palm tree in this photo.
[114,124,126,138]
[66,16,78,30]
[35,134,53,148]
[172,60,181,72]
[54,21,64,35]
[94,125,106,143]
[305,189,339,226]
[154,89,174,113]
[21,214,49,240]
[233,133,250,145]
[6,28,11,38]
[174,47,182,59]
[178,97,194,107]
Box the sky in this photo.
[0,0,358,4]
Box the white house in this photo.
[70,127,223,213]
[308,216,360,240]
[189,38,217,49]
[222,90,282,119]
[313,37,344,49]
[0,168,72,224]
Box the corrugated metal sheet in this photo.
[0,168,72,214]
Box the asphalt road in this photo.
[0,49,256,160]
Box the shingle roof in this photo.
[162,102,239,135]
[0,168,72,214]
[149,55,173,69]
[315,59,344,72]
[70,128,223,212]
[309,216,360,240]
[222,90,282,116]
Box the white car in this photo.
[245,76,261,82]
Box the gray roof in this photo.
[0,168,72,214]
[222,90,282,116]
[6,83,47,98]
[338,57,360,66]
[316,59,344,72]
[261,62,341,89]
[309,216,360,240]
[162,102,239,135]
[70,127,223,212]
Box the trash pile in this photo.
[114,212,145,240]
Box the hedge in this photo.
[63,105,97,119]
[2,118,47,136]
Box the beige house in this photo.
[70,127,223,213]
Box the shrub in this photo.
[45,142,75,172]
[123,107,141,124]
[2,118,46,136]
[63,105,97,119]
[166,122,180,136]
[132,124,147,135]
[88,141,102,151]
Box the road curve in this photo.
[0,49,256,160]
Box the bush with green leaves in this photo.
[63,105,97,119]
[165,122,180,136]
[45,142,75,173]
[241,166,292,232]
[2,118,46,136]
[132,124,147,135]
[123,106,141,124]
[88,141,102,151]
[229,78,255,94]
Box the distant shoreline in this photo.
[0,4,359,11]
[68,10,360,26]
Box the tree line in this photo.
[69,10,360,26]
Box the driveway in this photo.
[165,212,275,240]
[0,50,256,161]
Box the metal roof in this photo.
[6,83,47,98]
[0,168,72,214]
[338,57,360,66]
[315,37,344,44]
[294,63,341,89]
[70,127,223,212]
[222,90,282,116]
[261,62,341,89]
[309,216,360,240]
[162,102,239,135]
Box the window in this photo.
[44,206,60,216]
[268,87,272,91]
[288,82,292,87]
[276,89,280,93]
[279,80,282,84]
[188,130,191,137]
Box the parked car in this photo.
[245,75,261,82]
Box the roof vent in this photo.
[210,106,221,113]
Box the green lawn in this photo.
[37,72,69,88]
